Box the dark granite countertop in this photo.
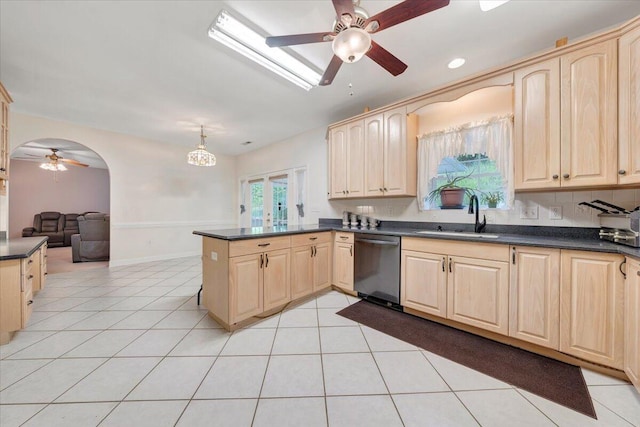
[193,221,640,259]
[0,236,48,261]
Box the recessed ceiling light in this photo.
[447,58,466,69]
[242,141,252,145]
[479,0,510,12]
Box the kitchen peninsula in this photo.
[0,236,48,344]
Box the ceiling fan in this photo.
[265,0,450,86]
[17,148,89,170]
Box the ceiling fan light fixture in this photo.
[40,162,67,171]
[209,10,322,90]
[479,0,510,12]
[187,125,217,167]
[332,27,371,63]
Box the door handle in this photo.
[449,258,452,273]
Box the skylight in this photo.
[208,10,322,91]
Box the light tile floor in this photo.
[1,256,639,426]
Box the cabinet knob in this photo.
[379,188,383,192]
[562,173,570,179]
[619,170,627,175]
[28,274,33,279]
[346,190,349,194]
[552,174,559,180]
[383,188,388,191]
[27,300,33,306]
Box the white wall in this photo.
[9,159,110,239]
[3,113,237,265]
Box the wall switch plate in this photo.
[210,251,218,261]
[520,206,539,219]
[549,206,562,220]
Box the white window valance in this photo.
[417,115,514,211]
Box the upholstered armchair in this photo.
[71,213,110,262]
[22,212,66,247]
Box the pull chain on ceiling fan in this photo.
[265,0,450,86]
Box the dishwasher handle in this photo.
[355,238,399,246]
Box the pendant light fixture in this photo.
[187,125,216,167]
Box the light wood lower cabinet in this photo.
[624,257,640,392]
[509,246,560,349]
[290,233,331,300]
[262,248,291,312]
[332,232,354,292]
[32,244,47,293]
[401,238,510,335]
[401,250,447,317]
[560,250,625,369]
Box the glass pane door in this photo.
[249,180,264,227]
[270,175,288,227]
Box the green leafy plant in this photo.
[426,171,476,207]
[481,191,503,207]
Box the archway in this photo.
[10,138,111,272]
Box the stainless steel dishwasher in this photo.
[354,233,401,308]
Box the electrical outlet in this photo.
[210,251,218,261]
[520,206,538,219]
[548,206,562,220]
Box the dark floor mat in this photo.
[337,300,597,419]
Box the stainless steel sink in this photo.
[415,230,500,239]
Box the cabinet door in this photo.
[329,125,347,198]
[618,26,640,185]
[447,256,509,335]
[32,247,43,292]
[333,242,354,291]
[625,258,640,392]
[560,250,624,369]
[509,246,560,349]
[401,250,447,317]
[364,113,385,197]
[229,253,263,323]
[560,40,618,187]
[514,58,561,190]
[0,98,8,180]
[0,259,22,334]
[263,248,291,311]
[383,106,408,195]
[313,242,331,292]
[291,245,313,300]
[346,120,365,197]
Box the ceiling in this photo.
[2,1,640,156]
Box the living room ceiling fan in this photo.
[265,0,450,86]
[18,148,89,170]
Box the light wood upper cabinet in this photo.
[514,58,561,189]
[560,40,618,187]
[509,246,560,349]
[328,121,364,199]
[618,25,640,185]
[401,249,447,317]
[560,249,624,369]
[625,257,640,393]
[329,106,417,199]
[0,81,12,194]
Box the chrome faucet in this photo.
[468,195,487,233]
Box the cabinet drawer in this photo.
[403,237,509,262]
[229,236,291,257]
[291,232,331,247]
[334,232,354,244]
[21,253,35,276]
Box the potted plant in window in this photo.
[427,172,475,209]
[481,191,503,208]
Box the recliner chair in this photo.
[22,212,66,247]
[63,213,80,246]
[71,213,110,262]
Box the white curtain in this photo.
[417,115,514,211]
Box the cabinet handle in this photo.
[314,246,317,257]
[265,253,269,268]
[28,274,33,280]
[512,247,516,265]
[383,187,388,191]
[350,246,353,257]
[28,259,33,264]
[620,260,626,279]
[27,300,33,306]
[258,243,270,247]
[552,174,559,180]
[340,236,349,240]
[449,257,452,273]
[637,270,640,277]
[346,190,350,194]
[260,254,264,268]
[379,188,384,192]
[441,257,445,272]
[309,237,318,241]
[562,173,570,179]
[619,170,627,175]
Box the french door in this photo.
[247,175,289,228]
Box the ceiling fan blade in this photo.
[365,0,450,33]
[332,0,355,20]
[366,41,408,76]
[265,32,334,47]
[319,55,343,86]
[60,158,89,167]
